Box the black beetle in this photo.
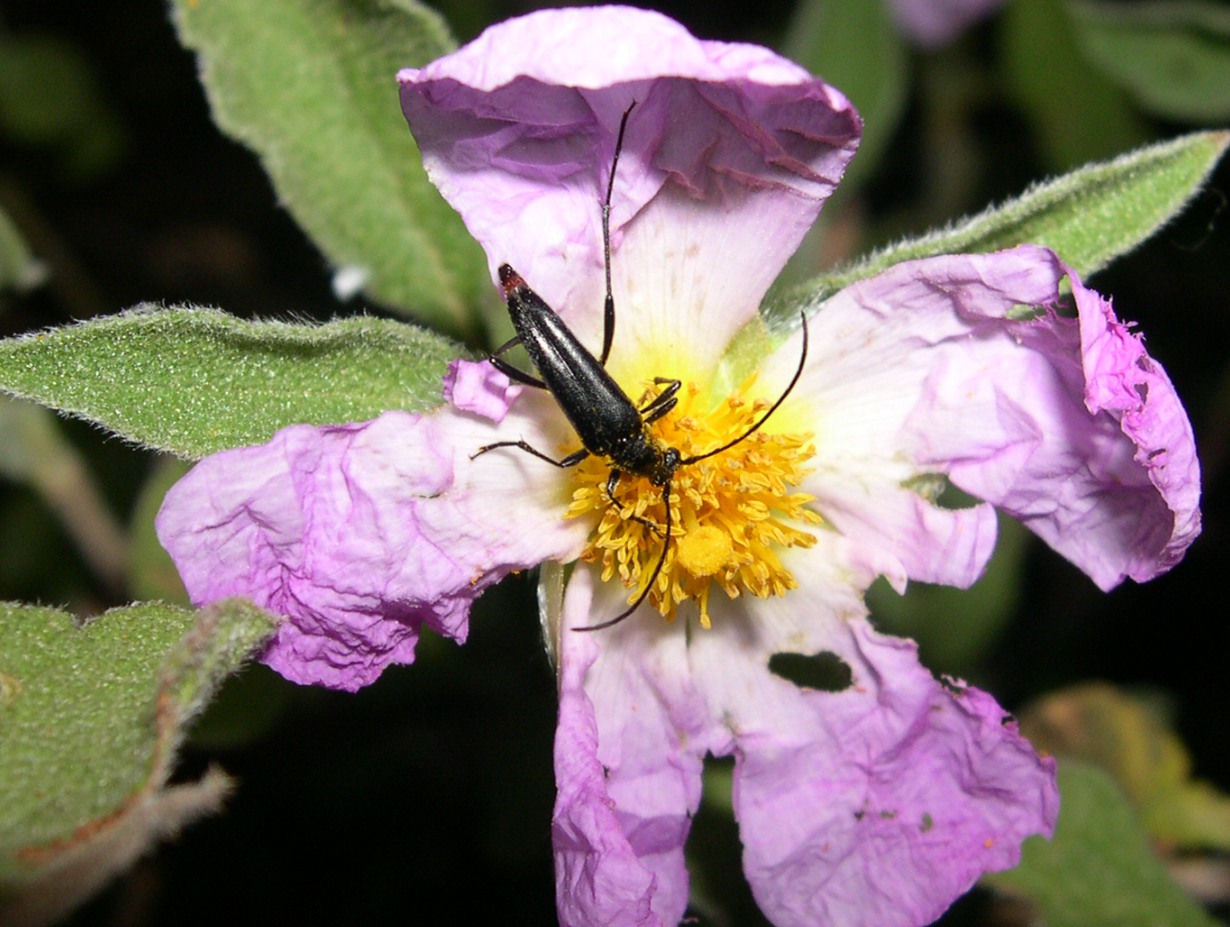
[474,105,808,630]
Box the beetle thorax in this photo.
[614,433,680,486]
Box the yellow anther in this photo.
[568,373,819,626]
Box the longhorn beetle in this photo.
[473,104,809,631]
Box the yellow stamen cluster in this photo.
[566,376,820,628]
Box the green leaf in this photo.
[0,600,278,923]
[986,761,1221,927]
[0,306,462,459]
[0,33,127,180]
[1072,0,1230,123]
[170,0,488,337]
[1000,0,1149,171]
[0,206,45,294]
[1022,684,1230,851]
[0,397,61,484]
[776,129,1230,312]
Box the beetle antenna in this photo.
[681,313,809,466]
[574,480,672,632]
[599,102,636,366]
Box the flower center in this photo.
[565,375,820,628]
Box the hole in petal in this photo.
[768,651,852,692]
[1007,302,1047,321]
[903,474,983,511]
[903,472,949,503]
[936,482,980,510]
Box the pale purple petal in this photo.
[810,473,1000,593]
[732,630,1056,927]
[398,6,860,362]
[553,567,721,926]
[686,560,1057,927]
[553,579,666,927]
[886,247,1199,589]
[553,623,663,927]
[1074,278,1201,577]
[784,247,1064,588]
[785,244,1198,592]
[888,0,1006,47]
[442,358,521,422]
[156,406,587,691]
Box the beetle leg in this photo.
[640,378,681,424]
[604,468,666,537]
[488,351,547,390]
[605,468,623,501]
[471,440,589,468]
[491,334,522,357]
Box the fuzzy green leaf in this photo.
[0,600,277,923]
[1073,0,1230,122]
[170,0,488,337]
[777,129,1229,313]
[0,306,461,459]
[0,397,130,590]
[0,397,60,483]
[986,761,1221,927]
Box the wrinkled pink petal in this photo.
[553,591,664,927]
[1075,279,1201,578]
[551,538,877,927]
[156,407,587,691]
[443,358,521,422]
[812,474,1000,593]
[553,568,720,926]
[681,551,1057,927]
[398,6,860,362]
[729,622,1056,927]
[562,536,1057,927]
[786,244,1198,593]
[899,249,1200,590]
[779,247,1066,590]
[888,0,1006,47]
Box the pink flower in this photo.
[887,0,1006,47]
[157,7,1199,926]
